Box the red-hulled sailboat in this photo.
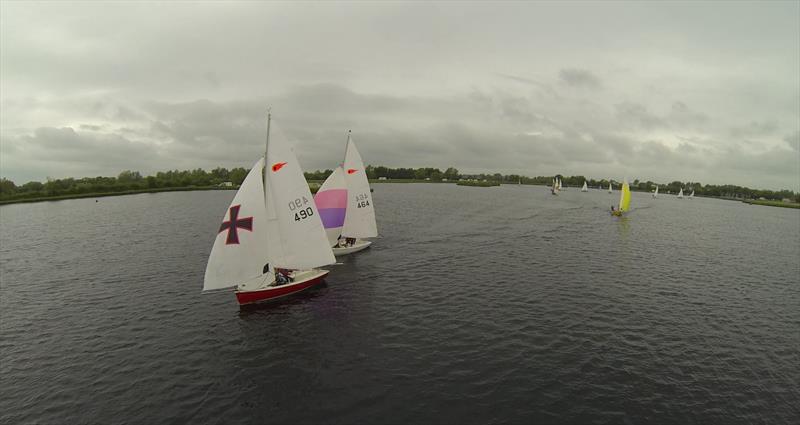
[203,112,336,305]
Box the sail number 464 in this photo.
[289,197,315,221]
[354,193,370,208]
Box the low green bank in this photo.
[456,181,500,187]
[742,199,800,209]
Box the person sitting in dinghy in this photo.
[275,268,294,285]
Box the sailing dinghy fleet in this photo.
[203,114,377,305]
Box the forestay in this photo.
[314,166,348,247]
[341,135,378,238]
[203,158,268,291]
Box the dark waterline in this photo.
[1,185,798,424]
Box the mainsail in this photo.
[341,134,378,239]
[619,180,631,212]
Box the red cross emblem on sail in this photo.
[218,204,253,245]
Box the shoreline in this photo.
[0,186,237,205]
[2,181,798,209]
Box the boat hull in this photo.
[235,270,329,305]
[333,239,372,256]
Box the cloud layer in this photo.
[1,2,798,190]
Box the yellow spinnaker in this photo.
[619,180,631,212]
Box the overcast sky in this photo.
[1,1,798,190]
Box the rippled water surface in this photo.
[1,184,799,424]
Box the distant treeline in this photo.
[1,165,798,203]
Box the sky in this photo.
[1,1,798,191]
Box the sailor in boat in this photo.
[275,268,294,285]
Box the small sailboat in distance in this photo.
[688,189,695,200]
[551,177,559,195]
[611,179,631,216]
[581,181,588,192]
[677,188,684,199]
[203,112,335,305]
[653,185,658,198]
[608,182,613,194]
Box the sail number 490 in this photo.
[289,197,314,221]
[354,193,370,208]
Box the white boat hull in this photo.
[333,239,372,256]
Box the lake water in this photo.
[1,184,798,424]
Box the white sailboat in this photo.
[551,177,559,195]
[329,131,377,255]
[203,112,335,305]
[677,188,684,199]
[608,182,613,194]
[688,190,695,200]
[581,181,588,192]
[653,185,659,198]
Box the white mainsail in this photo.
[653,185,659,198]
[608,182,613,194]
[341,133,378,238]
[689,190,695,199]
[677,188,684,199]
[581,181,588,192]
[203,158,269,291]
[265,124,336,269]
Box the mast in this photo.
[342,129,351,167]
[264,110,271,203]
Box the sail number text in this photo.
[289,197,315,221]
[354,193,370,208]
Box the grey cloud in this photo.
[615,102,665,130]
[730,120,780,138]
[784,131,799,151]
[668,102,708,129]
[559,68,602,89]
[1,1,798,190]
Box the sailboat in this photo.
[581,181,588,192]
[608,182,613,194]
[688,190,695,200]
[677,188,684,199]
[551,177,559,195]
[315,131,378,256]
[611,179,631,216]
[203,113,336,305]
[653,185,658,198]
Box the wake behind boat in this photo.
[203,113,335,305]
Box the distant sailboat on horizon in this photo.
[688,189,695,200]
[677,188,684,199]
[611,179,631,216]
[608,182,613,194]
[581,181,588,192]
[653,185,658,198]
